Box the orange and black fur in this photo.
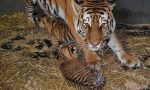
[24,1,142,89]
[38,15,105,90]
[38,15,81,60]
[24,0,141,68]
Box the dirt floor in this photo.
[0,13,150,90]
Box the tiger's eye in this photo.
[101,23,107,28]
[84,23,90,28]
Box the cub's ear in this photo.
[74,0,84,5]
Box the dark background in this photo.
[0,0,150,24]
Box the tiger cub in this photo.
[37,15,81,60]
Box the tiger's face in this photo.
[74,0,116,51]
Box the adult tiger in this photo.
[24,0,141,68]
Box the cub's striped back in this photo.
[59,58,105,90]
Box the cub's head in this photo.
[74,0,116,51]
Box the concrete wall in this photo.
[0,0,25,14]
[0,0,150,24]
[115,0,150,24]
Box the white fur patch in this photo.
[87,43,101,51]
[58,8,65,19]
[99,13,108,27]
[83,13,92,27]
[111,16,116,32]
[107,33,125,63]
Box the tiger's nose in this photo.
[90,42,100,46]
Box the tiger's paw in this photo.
[121,56,141,69]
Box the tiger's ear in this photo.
[107,0,116,10]
[74,0,84,12]
[74,0,84,5]
[107,0,116,4]
[110,3,116,10]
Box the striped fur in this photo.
[24,0,116,50]
[25,1,141,85]
[76,0,116,51]
[38,15,105,90]
[38,15,82,60]
[24,0,116,64]
[59,55,105,90]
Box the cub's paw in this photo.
[121,56,141,69]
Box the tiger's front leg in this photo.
[82,47,102,71]
[107,32,141,68]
